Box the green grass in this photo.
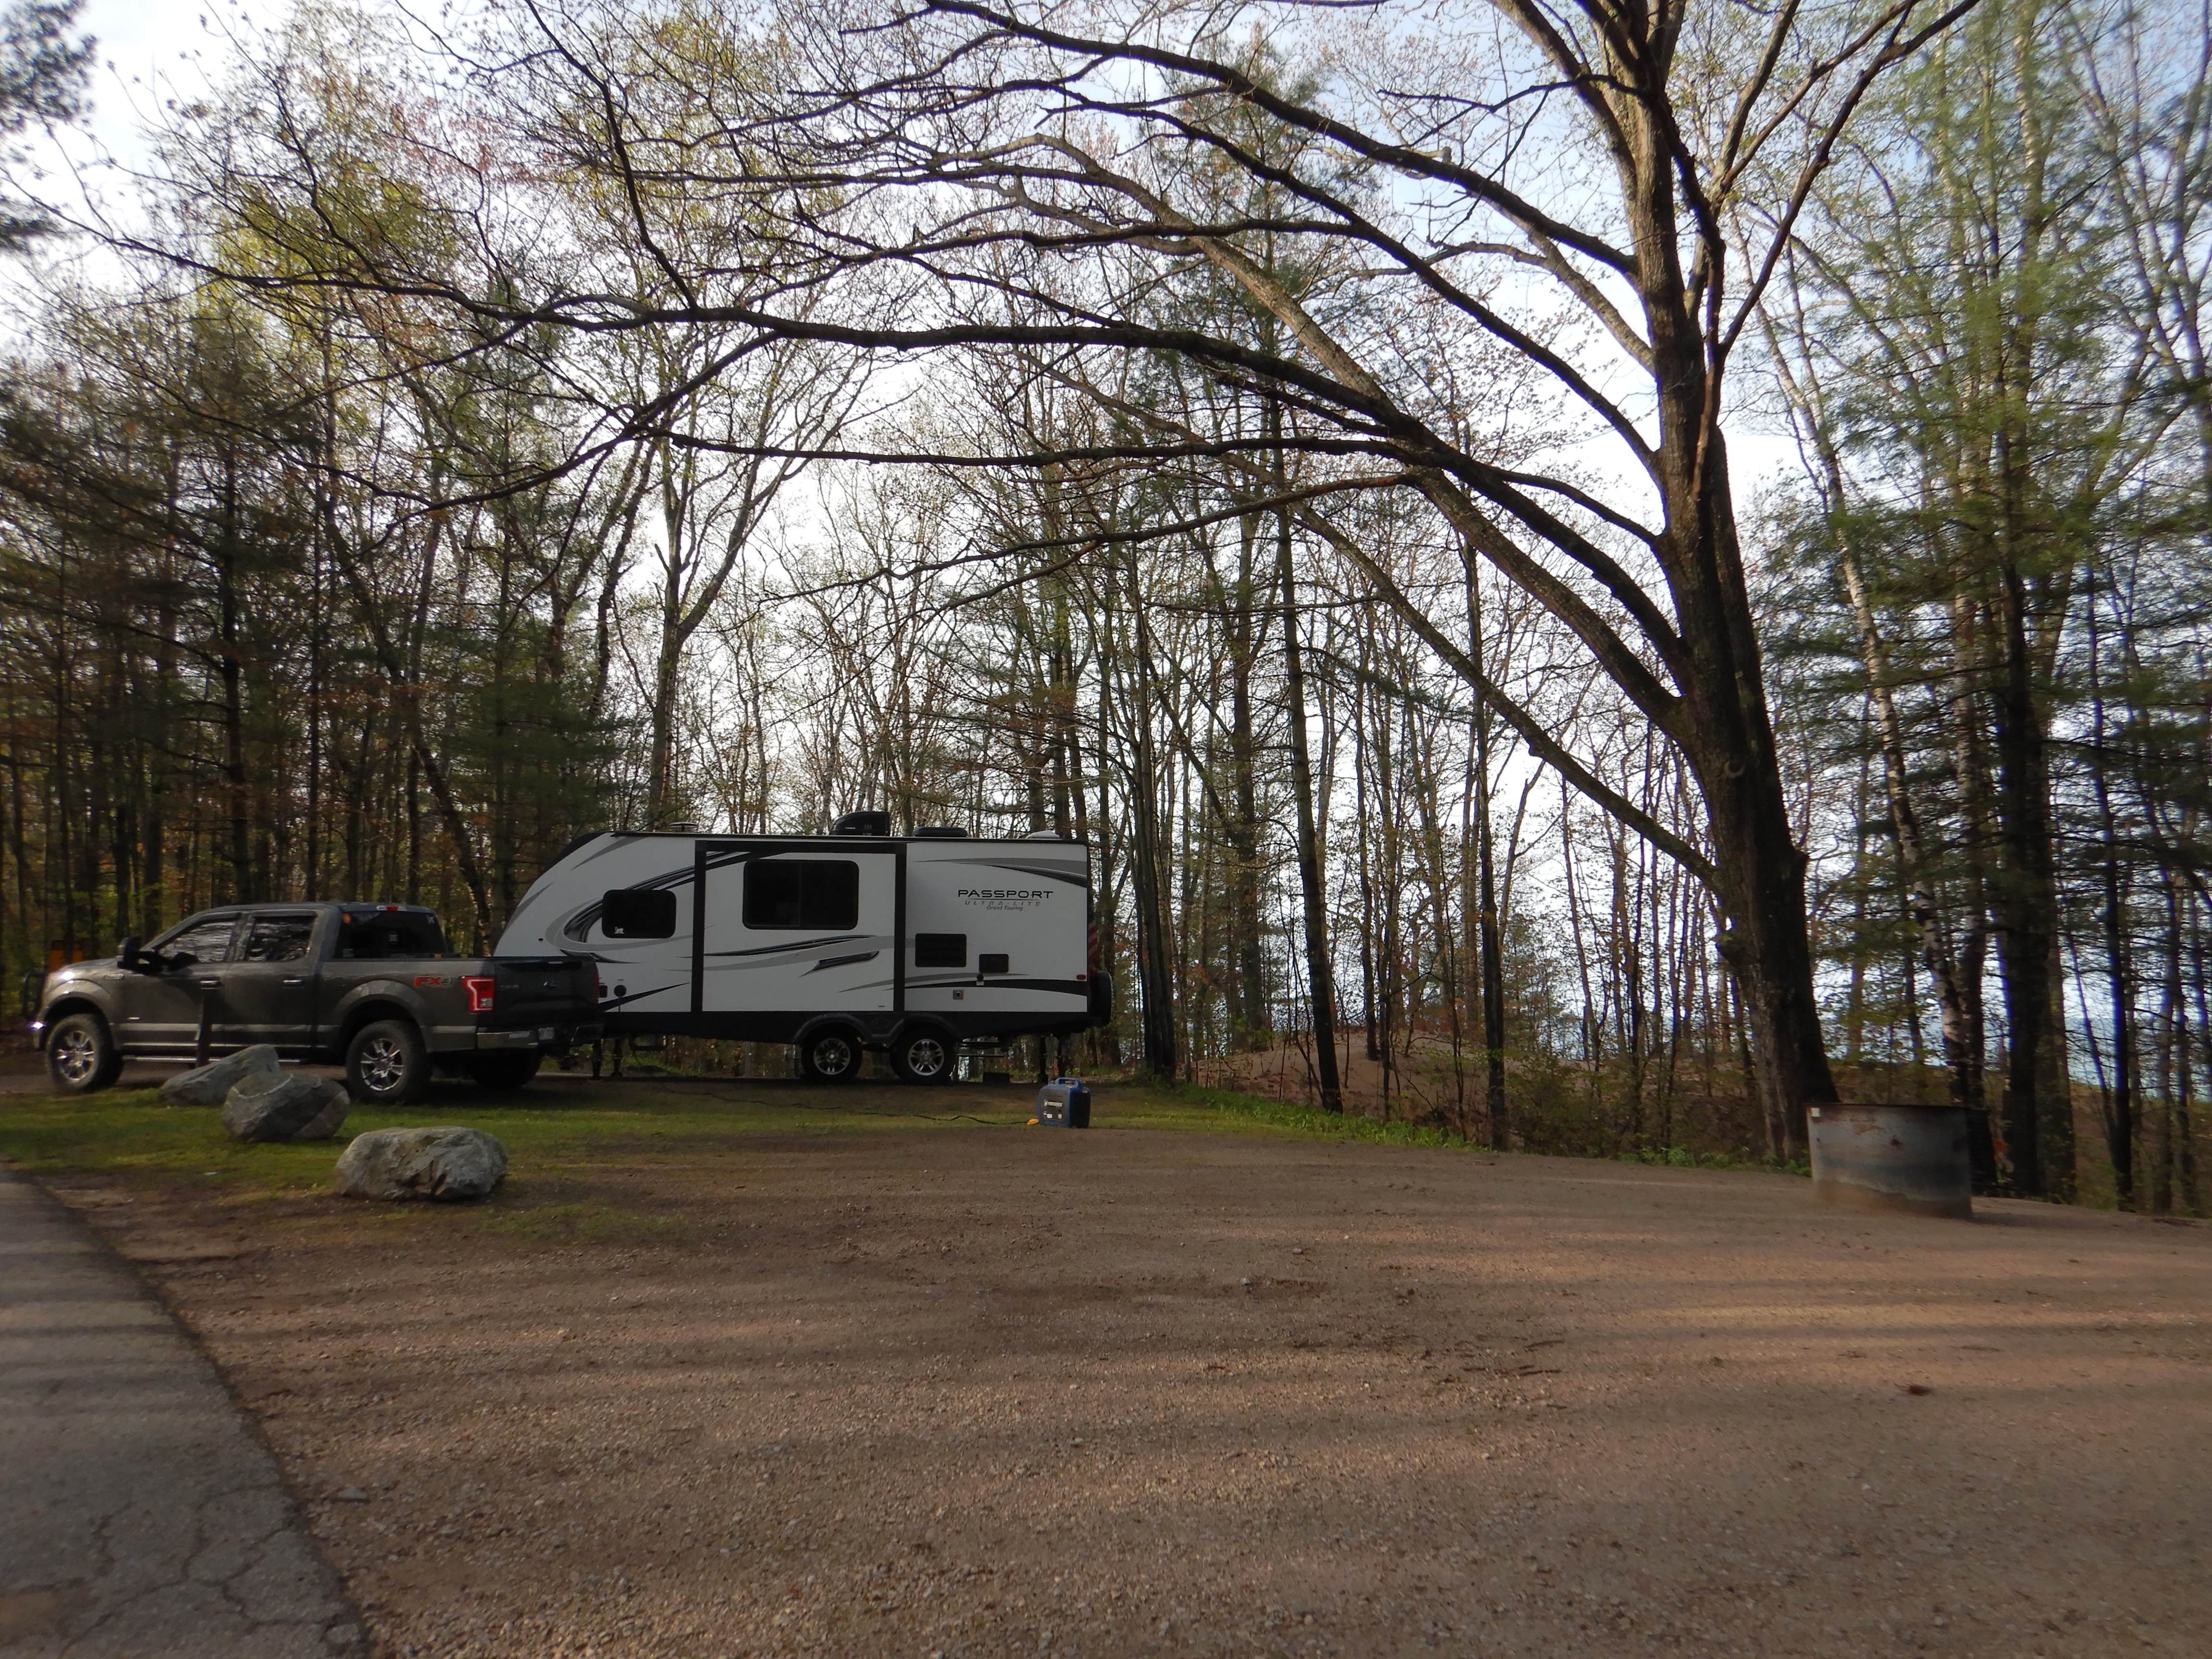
[1619,1142,1812,1178]
[0,1073,1424,1211]
[1147,1083,1485,1148]
[0,1079,1022,1196]
[0,1076,1835,1225]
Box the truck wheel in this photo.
[798,1027,864,1084]
[468,1052,541,1091]
[348,1019,429,1105]
[890,1027,954,1085]
[47,1011,122,1094]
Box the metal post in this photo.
[193,985,216,1067]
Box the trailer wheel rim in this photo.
[358,1036,407,1093]
[52,1026,97,1083]
[905,1036,948,1078]
[811,1034,857,1077]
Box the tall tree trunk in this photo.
[216,467,251,904]
[1992,561,2060,1197]
[1467,564,1509,1148]
[1276,501,1342,1112]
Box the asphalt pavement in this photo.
[0,1164,361,1658]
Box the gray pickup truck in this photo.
[32,902,601,1104]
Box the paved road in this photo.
[0,1166,361,1658]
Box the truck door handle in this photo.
[283,976,308,985]
[196,979,220,989]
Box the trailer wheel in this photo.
[46,1010,121,1094]
[890,1027,954,1085]
[798,1027,864,1084]
[348,1019,430,1105]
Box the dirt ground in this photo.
[28,1081,2212,1659]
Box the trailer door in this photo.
[693,842,902,1014]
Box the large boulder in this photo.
[160,1044,280,1107]
[332,1127,508,1202]
[221,1071,350,1142]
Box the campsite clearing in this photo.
[2,1075,2205,1658]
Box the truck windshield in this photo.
[337,912,448,959]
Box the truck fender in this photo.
[330,985,425,1046]
[36,987,116,1036]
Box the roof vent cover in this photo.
[914,825,969,839]
[834,809,893,836]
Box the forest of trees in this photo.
[1,0,2206,1209]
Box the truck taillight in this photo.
[463,975,496,1014]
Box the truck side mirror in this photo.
[118,936,142,971]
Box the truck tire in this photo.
[798,1026,864,1085]
[348,1019,430,1105]
[46,1011,122,1094]
[468,1052,541,1091]
[890,1026,954,1085]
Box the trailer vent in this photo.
[913,825,968,838]
[833,809,892,836]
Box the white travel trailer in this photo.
[494,815,1109,1083]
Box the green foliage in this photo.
[1620,1144,1811,1178]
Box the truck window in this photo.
[914,932,966,967]
[602,888,678,939]
[241,914,317,963]
[162,914,239,965]
[744,860,859,931]
[337,912,449,959]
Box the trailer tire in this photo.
[468,1051,541,1091]
[890,1026,955,1085]
[347,1018,430,1105]
[798,1026,865,1085]
[46,1010,122,1094]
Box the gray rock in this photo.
[332,1127,507,1202]
[221,1071,350,1142]
[159,1044,280,1107]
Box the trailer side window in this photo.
[601,889,678,939]
[744,859,859,930]
[914,932,966,967]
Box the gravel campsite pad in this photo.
[16,1080,2212,1658]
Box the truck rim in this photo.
[51,1026,97,1084]
[358,1035,407,1093]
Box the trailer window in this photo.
[744,860,859,930]
[602,888,678,939]
[914,932,966,968]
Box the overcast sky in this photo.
[78,0,246,164]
